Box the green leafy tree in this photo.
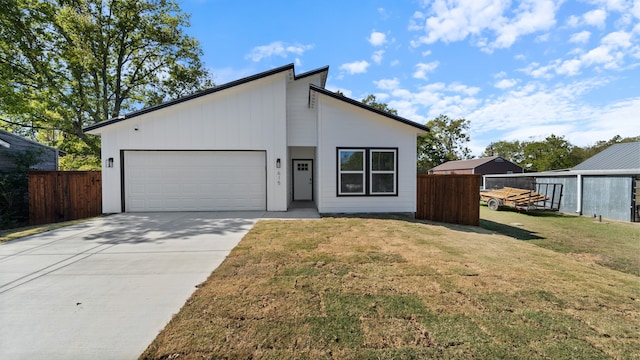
[522,135,578,171]
[361,94,398,115]
[481,139,526,164]
[417,115,472,173]
[0,0,213,168]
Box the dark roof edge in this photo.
[85,63,296,133]
[295,66,329,87]
[309,84,429,133]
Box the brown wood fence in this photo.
[416,174,481,226]
[28,171,102,225]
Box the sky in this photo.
[178,0,640,155]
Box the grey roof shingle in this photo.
[573,142,640,171]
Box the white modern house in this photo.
[85,64,428,214]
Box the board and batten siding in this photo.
[286,74,321,147]
[99,73,289,213]
[316,95,419,213]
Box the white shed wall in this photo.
[316,96,419,213]
[99,74,288,213]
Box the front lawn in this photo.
[480,206,640,276]
[140,215,639,359]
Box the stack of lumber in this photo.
[480,187,548,207]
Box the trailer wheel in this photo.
[487,198,500,211]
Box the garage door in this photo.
[124,151,266,211]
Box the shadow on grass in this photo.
[479,219,544,241]
[324,212,546,241]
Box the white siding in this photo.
[99,73,288,213]
[286,74,320,146]
[316,96,420,213]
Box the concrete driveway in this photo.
[0,212,279,360]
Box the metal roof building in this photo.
[484,142,640,222]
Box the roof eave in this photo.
[84,63,297,134]
[309,84,429,133]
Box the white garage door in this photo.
[124,151,266,212]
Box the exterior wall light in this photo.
[107,157,114,168]
[276,158,281,168]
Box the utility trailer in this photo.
[480,183,563,211]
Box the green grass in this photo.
[480,205,640,276]
[140,216,639,359]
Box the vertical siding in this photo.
[536,176,577,214]
[316,96,420,213]
[99,73,289,213]
[286,75,320,146]
[582,176,632,222]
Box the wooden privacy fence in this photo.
[416,174,481,226]
[28,171,102,225]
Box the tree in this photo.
[361,94,398,115]
[0,0,213,168]
[417,115,472,173]
[481,139,526,164]
[522,134,579,171]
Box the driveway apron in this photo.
[0,212,259,360]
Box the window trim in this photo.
[336,147,398,197]
[337,148,366,195]
[369,149,397,195]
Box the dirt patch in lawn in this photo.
[141,216,639,360]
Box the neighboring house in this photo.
[428,156,524,175]
[0,129,64,171]
[484,142,640,222]
[85,64,429,214]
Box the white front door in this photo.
[293,159,313,200]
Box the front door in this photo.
[293,159,313,200]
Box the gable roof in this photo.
[308,85,429,133]
[573,142,640,171]
[85,63,327,133]
[429,156,505,171]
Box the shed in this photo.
[485,142,640,222]
[85,64,428,214]
[428,156,524,175]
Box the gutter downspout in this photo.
[576,174,582,214]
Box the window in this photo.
[337,148,397,196]
[338,149,365,195]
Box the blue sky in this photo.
[179,0,640,155]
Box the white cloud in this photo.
[374,78,400,90]
[633,1,640,19]
[340,61,370,74]
[413,61,439,80]
[368,31,387,46]
[411,0,559,51]
[245,41,313,62]
[569,30,591,44]
[495,78,518,89]
[583,9,607,28]
[372,50,385,64]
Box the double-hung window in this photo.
[337,148,397,196]
[338,149,366,195]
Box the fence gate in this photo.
[28,171,102,225]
